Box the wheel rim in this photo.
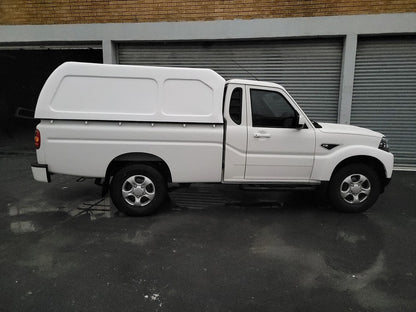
[340,174,371,204]
[121,175,155,207]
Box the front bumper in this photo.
[31,163,51,183]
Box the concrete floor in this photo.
[1,148,415,311]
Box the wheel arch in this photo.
[101,152,172,196]
[330,155,388,191]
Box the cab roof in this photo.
[226,79,286,90]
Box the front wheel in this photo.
[329,164,381,213]
[110,164,167,216]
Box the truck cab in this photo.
[222,79,393,214]
[223,79,315,183]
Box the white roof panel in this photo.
[35,62,226,123]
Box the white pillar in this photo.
[102,40,117,64]
[338,34,357,124]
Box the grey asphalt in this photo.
[1,145,415,311]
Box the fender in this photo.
[311,145,394,181]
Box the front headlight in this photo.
[379,137,390,152]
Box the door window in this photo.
[229,87,242,125]
[250,89,297,128]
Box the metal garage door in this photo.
[351,36,416,168]
[118,38,342,123]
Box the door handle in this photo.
[254,133,271,138]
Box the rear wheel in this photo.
[110,164,167,216]
[329,164,381,213]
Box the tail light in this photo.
[34,129,41,149]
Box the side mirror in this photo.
[296,114,306,129]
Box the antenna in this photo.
[232,60,259,81]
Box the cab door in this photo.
[245,86,315,182]
[223,84,248,182]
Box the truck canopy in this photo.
[35,62,226,124]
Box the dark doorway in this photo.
[0,48,102,150]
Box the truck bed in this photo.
[36,120,224,182]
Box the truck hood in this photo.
[318,122,382,138]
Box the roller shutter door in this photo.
[118,39,342,122]
[351,36,416,168]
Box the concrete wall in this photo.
[1,0,416,25]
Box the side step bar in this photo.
[239,183,320,191]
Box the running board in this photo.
[239,183,320,191]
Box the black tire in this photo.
[329,163,381,213]
[110,164,167,216]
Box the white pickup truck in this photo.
[31,62,393,216]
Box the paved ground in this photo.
[1,144,415,311]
